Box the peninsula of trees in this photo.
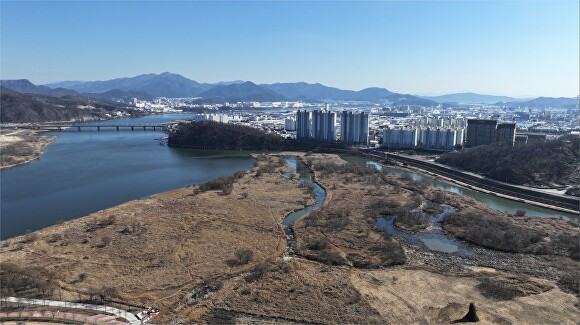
[168,121,320,150]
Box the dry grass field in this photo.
[0,155,310,322]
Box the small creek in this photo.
[281,157,326,251]
[280,157,469,255]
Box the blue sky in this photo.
[1,1,578,97]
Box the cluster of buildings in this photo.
[383,127,464,150]
[382,119,516,150]
[287,108,519,149]
[191,113,232,124]
[294,110,369,145]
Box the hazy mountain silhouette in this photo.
[44,80,86,89]
[27,73,572,106]
[345,87,437,105]
[1,79,79,97]
[64,72,206,97]
[420,92,520,104]
[261,82,354,100]
[497,97,577,108]
[198,81,286,102]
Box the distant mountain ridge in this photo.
[497,97,578,108]
[1,79,79,97]
[2,79,154,101]
[420,92,520,104]
[261,82,354,100]
[35,73,437,104]
[44,80,86,89]
[198,81,286,102]
[15,72,576,105]
[62,72,206,98]
[0,86,140,123]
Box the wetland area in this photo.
[0,114,578,324]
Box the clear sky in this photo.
[1,1,578,97]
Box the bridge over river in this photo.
[2,123,170,132]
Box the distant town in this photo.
[130,95,580,150]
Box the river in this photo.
[0,114,255,239]
[2,115,576,239]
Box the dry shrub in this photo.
[394,211,430,231]
[226,249,254,267]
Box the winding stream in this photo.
[279,155,575,256]
[280,157,326,252]
[282,157,326,226]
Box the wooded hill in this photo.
[168,121,288,150]
[436,135,580,188]
[0,87,142,123]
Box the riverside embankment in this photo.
[364,152,580,214]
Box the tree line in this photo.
[436,135,579,187]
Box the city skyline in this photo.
[1,1,578,98]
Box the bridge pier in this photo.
[116,126,119,131]
[153,126,156,131]
[131,126,134,131]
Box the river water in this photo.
[0,114,255,239]
[2,115,576,239]
[341,155,578,220]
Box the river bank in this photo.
[362,151,580,214]
[0,155,312,323]
[0,129,57,169]
[1,153,578,324]
[397,163,579,215]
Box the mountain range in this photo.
[1,79,79,97]
[61,72,208,98]
[198,81,286,102]
[1,72,576,107]
[497,97,578,109]
[36,72,436,105]
[0,86,140,123]
[419,92,522,105]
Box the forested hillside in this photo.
[168,121,288,150]
[0,87,141,123]
[436,135,579,188]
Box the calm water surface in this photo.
[341,155,578,220]
[0,114,254,239]
[282,157,326,226]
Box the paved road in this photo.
[2,297,141,325]
[0,310,126,325]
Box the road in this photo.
[2,296,142,325]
